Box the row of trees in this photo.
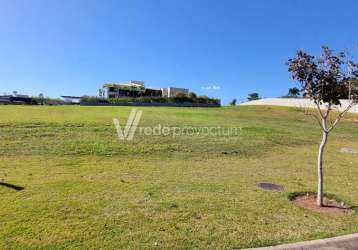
[230,77,356,106]
[229,93,261,106]
[230,88,301,106]
[2,92,65,105]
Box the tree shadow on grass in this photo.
[0,182,24,191]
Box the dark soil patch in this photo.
[257,182,284,192]
[293,194,354,216]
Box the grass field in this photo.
[1,105,358,249]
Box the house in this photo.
[102,81,163,98]
[0,95,37,105]
[11,95,36,104]
[103,81,146,98]
[101,81,190,99]
[61,96,82,104]
[0,95,11,104]
[161,87,189,98]
[143,88,162,97]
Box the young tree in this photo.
[247,92,260,101]
[38,93,44,105]
[229,98,237,106]
[287,87,300,97]
[288,46,358,206]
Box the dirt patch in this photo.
[340,147,358,154]
[294,194,354,216]
[258,182,284,192]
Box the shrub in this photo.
[188,92,197,99]
[32,97,65,105]
[80,96,220,106]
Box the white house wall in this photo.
[240,98,358,114]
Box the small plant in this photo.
[31,96,65,105]
[38,93,44,105]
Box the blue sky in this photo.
[0,0,357,104]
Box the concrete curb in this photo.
[246,233,358,250]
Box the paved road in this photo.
[247,233,358,250]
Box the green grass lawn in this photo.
[1,105,358,249]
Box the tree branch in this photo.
[306,108,325,131]
[314,102,328,132]
[315,102,325,120]
[327,101,356,132]
[324,103,331,119]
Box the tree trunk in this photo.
[317,130,329,207]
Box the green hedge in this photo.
[31,97,66,105]
[81,96,220,106]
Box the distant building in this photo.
[143,88,162,97]
[103,81,146,98]
[101,81,189,99]
[102,81,162,98]
[0,95,36,105]
[61,96,81,104]
[161,87,189,98]
[0,95,11,104]
[14,94,29,98]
